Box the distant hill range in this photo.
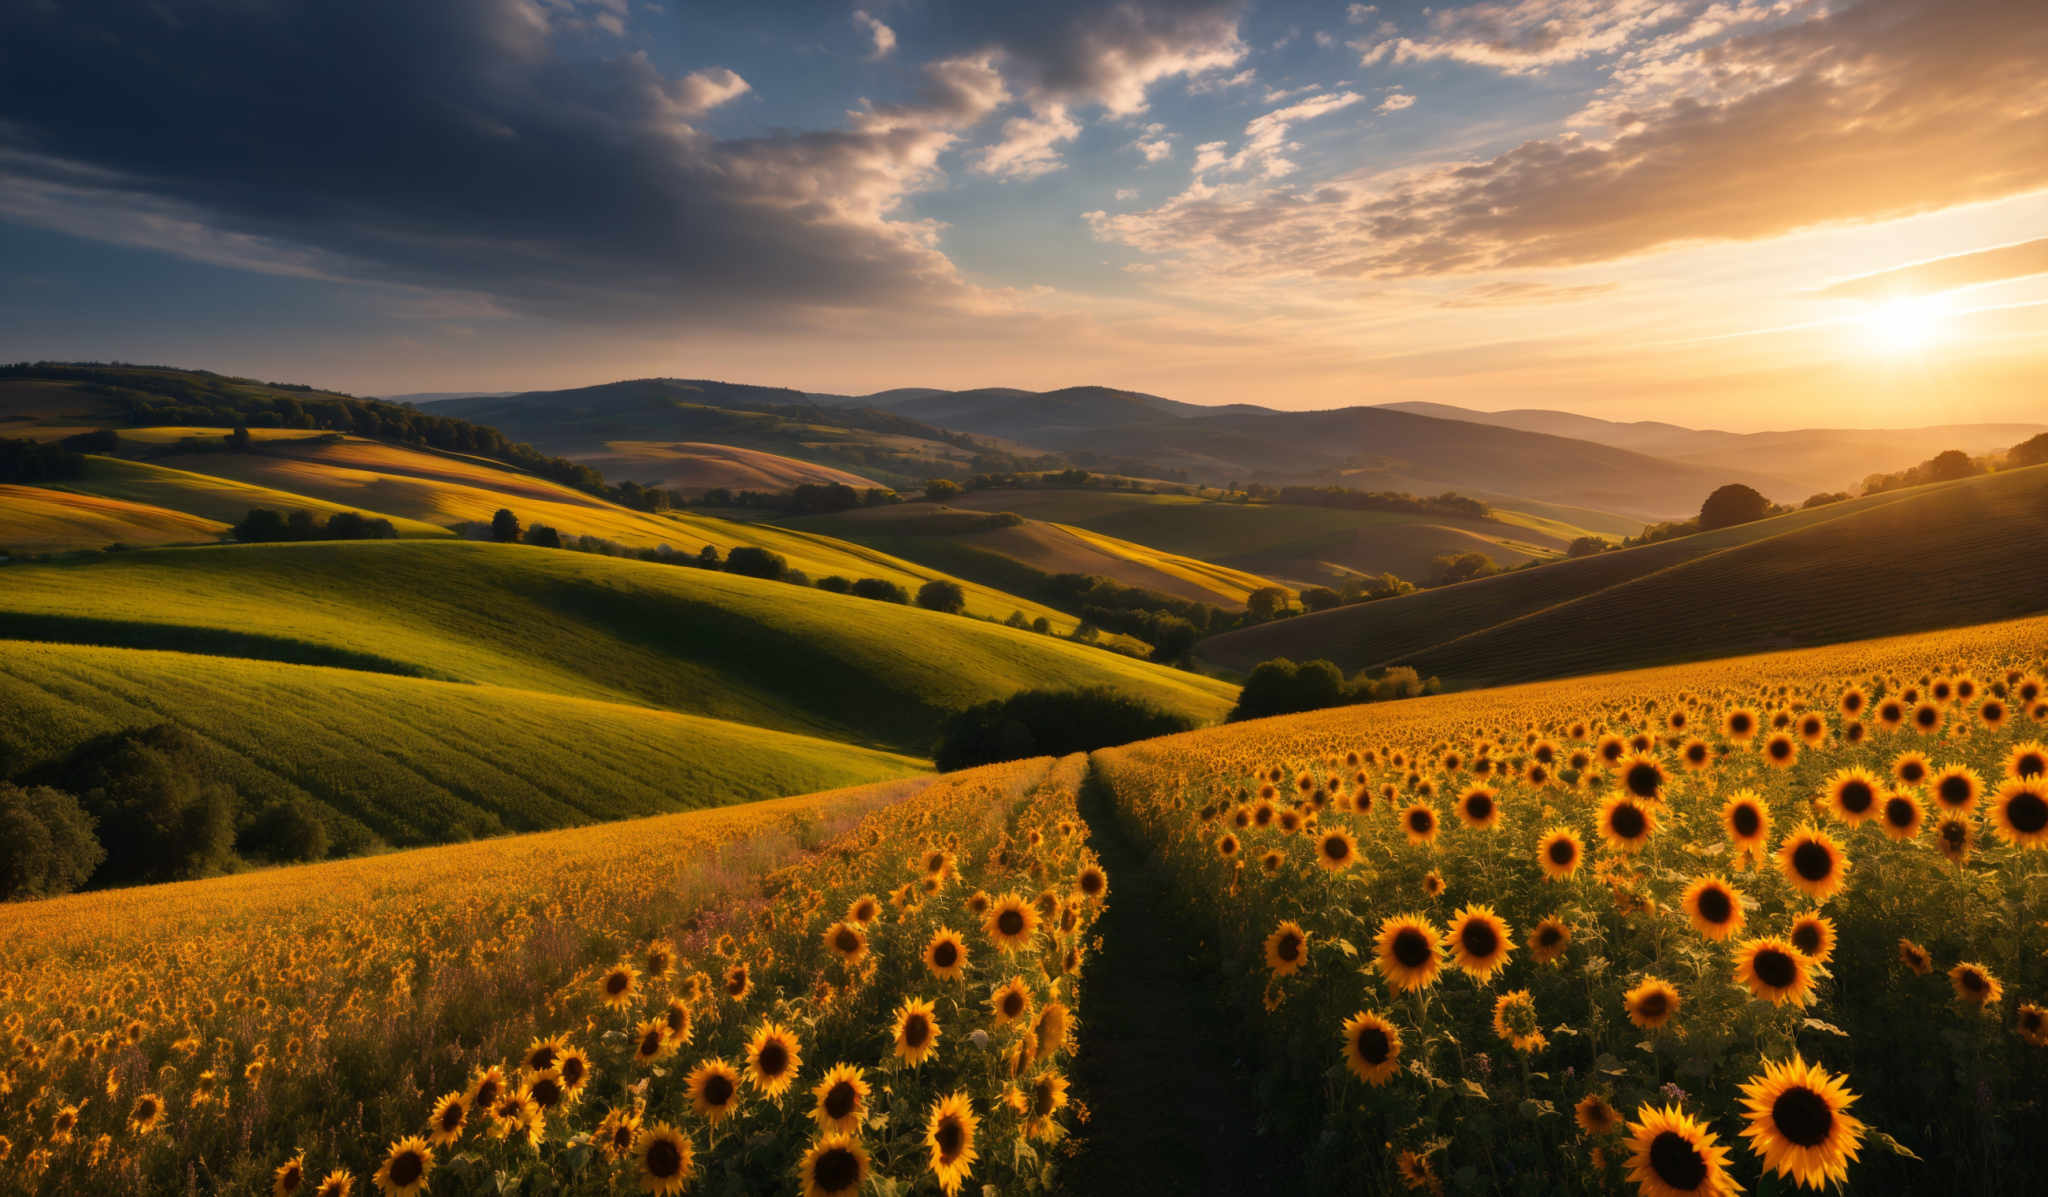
[1377,401,2045,499]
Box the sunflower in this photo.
[1761,732,1799,769]
[923,1092,979,1196]
[1861,792,1922,846]
[1446,905,1513,981]
[722,962,751,1002]
[1738,1054,1864,1190]
[2017,1003,2048,1047]
[1401,802,1441,845]
[371,1137,433,1197]
[799,1134,870,1197]
[594,1106,642,1161]
[1264,921,1310,977]
[2004,740,2048,782]
[686,1059,742,1124]
[1619,754,1669,802]
[1492,989,1545,1053]
[1721,790,1770,856]
[1822,767,1882,826]
[1797,712,1829,746]
[1216,832,1240,859]
[467,1065,508,1115]
[1786,914,1836,965]
[1537,827,1583,880]
[846,893,881,925]
[523,1035,567,1076]
[1934,814,1976,863]
[744,1022,802,1097]
[1597,734,1630,767]
[1033,1001,1071,1062]
[1529,917,1572,965]
[823,921,868,966]
[1576,1094,1623,1136]
[1910,701,1943,735]
[1421,869,1445,898]
[984,893,1038,952]
[313,1173,354,1197]
[1075,863,1109,902]
[1681,877,1745,941]
[127,1091,164,1136]
[1624,977,1681,1029]
[1456,784,1503,830]
[1723,707,1760,742]
[599,963,640,1012]
[1025,1070,1070,1139]
[1679,738,1712,771]
[633,1019,675,1066]
[1776,824,1849,903]
[1315,828,1359,870]
[1624,1105,1738,1197]
[1340,1010,1403,1085]
[1990,779,2048,847]
[1599,794,1658,853]
[1735,938,1818,1007]
[425,1091,468,1147]
[632,1123,694,1197]
[892,997,941,1067]
[1949,962,2002,1007]
[1897,938,1933,975]
[988,976,1033,1027]
[274,1155,307,1197]
[1374,913,1444,993]
[1396,1148,1439,1193]
[1874,698,1906,730]
[1928,763,1981,813]
[804,1063,870,1136]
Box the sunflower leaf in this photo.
[1333,938,1358,957]
[1877,1132,1922,1161]
[1461,1079,1489,1100]
[1800,1017,1848,1037]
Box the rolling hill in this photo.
[1200,462,2048,686]
[0,539,1239,752]
[0,484,227,554]
[572,440,880,494]
[1380,400,2046,497]
[0,638,922,853]
[935,487,1603,588]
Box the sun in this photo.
[1858,293,1951,353]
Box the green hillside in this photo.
[942,488,1595,587]
[0,539,1238,752]
[790,501,1284,606]
[0,484,227,553]
[1201,463,2048,685]
[59,455,452,536]
[0,639,921,853]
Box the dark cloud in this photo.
[0,0,972,325]
[1815,238,2048,302]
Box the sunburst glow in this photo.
[1859,294,1952,353]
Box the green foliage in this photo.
[233,507,398,543]
[1229,659,1440,722]
[723,545,788,580]
[923,478,962,501]
[931,685,1195,770]
[850,576,911,604]
[241,795,332,863]
[522,522,562,548]
[2011,432,2048,468]
[1566,535,1607,558]
[1429,551,1498,586]
[0,783,103,900]
[0,436,87,483]
[490,507,522,542]
[33,725,239,886]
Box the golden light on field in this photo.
[1857,293,1952,354]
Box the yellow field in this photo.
[57,457,450,537]
[0,485,225,553]
[0,757,1100,1196]
[1094,613,2048,1192]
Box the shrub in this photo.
[1299,586,1344,612]
[723,545,788,580]
[522,523,563,549]
[923,478,962,501]
[0,437,87,483]
[815,575,853,594]
[1699,483,1773,530]
[1566,535,1607,558]
[915,579,967,614]
[241,797,331,863]
[490,508,522,542]
[849,577,910,604]
[1229,659,1440,722]
[0,784,103,901]
[33,726,239,886]
[932,686,1197,770]
[1428,552,1498,586]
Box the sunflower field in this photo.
[1094,618,2048,1195]
[0,755,1104,1196]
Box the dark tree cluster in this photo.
[233,507,399,543]
[932,687,1196,771]
[1228,659,1441,723]
[0,437,87,483]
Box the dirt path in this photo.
[1063,760,1301,1195]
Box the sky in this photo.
[2,0,2045,429]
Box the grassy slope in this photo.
[1202,464,2048,684]
[134,436,1097,632]
[0,540,1238,751]
[55,456,452,536]
[0,639,922,850]
[792,502,1282,607]
[0,485,226,553]
[945,488,1587,586]
[575,440,880,493]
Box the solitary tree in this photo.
[1697,483,1771,530]
[490,508,522,543]
[915,580,967,614]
